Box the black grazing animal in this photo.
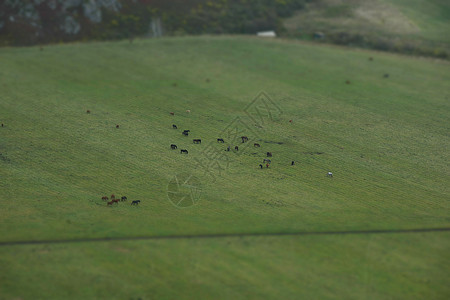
[226,146,230,151]
[116,124,120,128]
[171,144,177,149]
[121,196,127,202]
[193,139,201,144]
[1,123,3,127]
[172,124,177,129]
[131,200,141,205]
[217,138,225,143]
[235,146,239,151]
[254,143,260,147]
[267,152,272,157]
[259,164,263,169]
[182,131,189,136]
[291,161,295,166]
[181,149,188,154]
[241,136,248,143]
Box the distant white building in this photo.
[257,31,276,37]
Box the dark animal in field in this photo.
[289,120,292,123]
[86,110,90,114]
[107,200,114,206]
[131,200,141,205]
[1,123,3,127]
[327,171,333,177]
[263,159,271,164]
[266,164,269,168]
[112,198,120,204]
[217,138,225,143]
[170,112,174,115]
[267,152,272,157]
[181,149,188,154]
[116,125,119,128]
[383,73,389,78]
[182,131,189,136]
[171,144,178,149]
[172,124,177,129]
[345,80,351,84]
[235,146,239,151]
[193,139,201,144]
[291,161,295,166]
[101,196,108,201]
[259,164,263,169]
[226,146,230,151]
[241,136,248,143]
[254,143,260,147]
[111,194,115,199]
[121,196,127,202]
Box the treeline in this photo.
[0,0,311,46]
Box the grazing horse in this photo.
[131,200,141,205]
[234,146,239,151]
[241,136,248,143]
[226,146,230,151]
[111,194,115,200]
[112,198,120,204]
[327,172,333,177]
[181,149,188,154]
[193,139,201,144]
[107,200,114,206]
[172,124,177,129]
[116,124,119,128]
[267,152,272,157]
[101,196,108,201]
[266,164,269,168]
[171,144,177,149]
[86,110,91,114]
[170,112,175,115]
[254,143,260,147]
[182,131,189,136]
[186,110,191,113]
[121,196,127,202]
[217,138,225,143]
[263,159,271,164]
[259,164,263,169]
[291,161,295,166]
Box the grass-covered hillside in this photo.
[284,0,450,58]
[0,36,449,299]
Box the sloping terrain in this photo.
[0,36,449,299]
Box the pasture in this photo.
[0,36,449,299]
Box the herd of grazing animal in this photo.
[101,194,140,206]
[169,110,335,178]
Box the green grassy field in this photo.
[0,36,449,299]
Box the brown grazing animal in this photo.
[170,112,175,115]
[267,152,272,157]
[116,125,119,128]
[254,143,260,147]
[111,194,115,199]
[101,196,108,201]
[86,110,90,114]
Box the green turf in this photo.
[0,36,449,298]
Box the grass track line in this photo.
[1,227,449,247]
